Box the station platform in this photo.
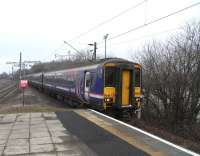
[0,109,199,156]
[57,109,199,156]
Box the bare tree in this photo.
[139,21,200,127]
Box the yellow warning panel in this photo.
[104,87,115,101]
[134,87,141,97]
[122,70,130,106]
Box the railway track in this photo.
[0,83,18,103]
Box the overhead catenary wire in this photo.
[105,1,200,42]
[63,41,84,57]
[96,27,182,49]
[67,0,147,42]
[48,43,66,61]
[55,1,200,58]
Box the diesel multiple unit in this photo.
[26,58,142,118]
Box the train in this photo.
[25,58,142,118]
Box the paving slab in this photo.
[57,150,81,156]
[30,125,45,130]
[30,137,52,145]
[46,120,61,125]
[10,132,29,139]
[29,152,57,156]
[54,144,76,152]
[31,113,42,118]
[4,114,16,118]
[51,137,64,144]
[31,131,50,138]
[4,145,29,155]
[15,118,29,122]
[15,122,29,126]
[0,129,10,135]
[31,120,45,125]
[49,127,66,132]
[31,117,44,121]
[30,143,54,153]
[50,130,69,137]
[52,135,78,144]
[7,138,29,146]
[0,146,4,155]
[43,112,57,118]
[17,115,30,119]
[11,129,29,134]
[30,124,47,129]
[30,127,48,132]
[2,120,15,124]
[0,134,9,140]
[0,139,6,146]
[0,125,12,130]
[47,123,64,127]
[17,113,30,117]
[13,125,29,130]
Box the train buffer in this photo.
[0,109,199,156]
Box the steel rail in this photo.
[0,83,17,102]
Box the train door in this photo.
[84,72,91,101]
[122,70,130,106]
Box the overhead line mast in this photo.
[6,52,41,79]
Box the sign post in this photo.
[19,80,28,106]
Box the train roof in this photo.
[27,58,140,76]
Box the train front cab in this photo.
[103,63,142,118]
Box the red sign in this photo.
[19,80,28,89]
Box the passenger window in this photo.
[135,68,140,87]
[105,67,116,87]
[90,73,95,86]
[86,79,90,87]
[85,72,91,88]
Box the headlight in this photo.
[135,98,141,108]
[104,97,113,102]
[136,98,140,102]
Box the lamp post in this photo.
[103,34,109,59]
[19,52,22,80]
[88,42,97,61]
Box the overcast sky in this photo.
[0,0,200,73]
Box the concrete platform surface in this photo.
[0,112,95,156]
